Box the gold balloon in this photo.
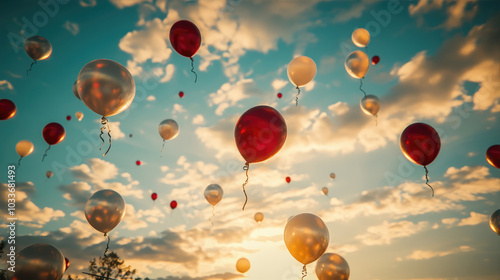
[158,119,180,140]
[322,187,329,195]
[85,189,126,234]
[330,172,335,179]
[287,56,317,87]
[284,213,329,265]
[24,36,52,61]
[345,51,369,79]
[351,28,370,48]
[490,209,500,235]
[360,95,380,116]
[46,171,53,179]
[254,212,264,223]
[16,140,34,157]
[8,243,65,280]
[75,111,84,121]
[204,184,223,206]
[236,258,251,274]
[77,59,135,117]
[72,81,81,100]
[315,253,350,280]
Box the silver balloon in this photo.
[7,243,65,280]
[204,184,223,206]
[322,187,329,195]
[360,95,380,116]
[24,36,52,61]
[84,189,126,234]
[72,81,80,100]
[345,50,369,79]
[490,209,500,236]
[77,59,135,117]
[315,253,350,280]
[46,171,53,179]
[158,119,179,140]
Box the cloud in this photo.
[328,101,350,116]
[331,2,368,23]
[457,211,488,226]
[355,220,429,246]
[160,64,175,83]
[208,78,264,116]
[271,79,288,91]
[63,21,80,35]
[79,0,96,7]
[405,245,474,260]
[409,0,478,30]
[156,273,243,280]
[110,0,152,9]
[0,80,14,90]
[192,114,205,125]
[147,95,156,101]
[108,121,125,139]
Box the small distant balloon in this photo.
[322,187,329,196]
[66,115,71,121]
[286,176,291,183]
[136,160,141,166]
[46,171,53,179]
[360,95,380,116]
[179,91,184,98]
[25,35,52,75]
[129,134,133,138]
[490,209,500,236]
[277,92,282,99]
[151,193,158,201]
[236,258,251,274]
[254,212,264,223]
[330,172,336,179]
[0,99,17,120]
[170,200,178,210]
[204,184,223,206]
[72,81,80,100]
[16,140,34,166]
[351,28,370,47]
[486,145,500,169]
[75,111,84,121]
[372,55,380,65]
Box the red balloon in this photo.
[486,145,500,169]
[170,200,177,209]
[66,115,71,121]
[285,176,291,183]
[235,105,287,164]
[169,20,201,58]
[151,192,158,201]
[129,134,133,138]
[43,122,65,145]
[136,160,141,166]
[64,257,70,272]
[179,91,184,98]
[277,93,282,99]
[0,99,16,120]
[372,55,380,65]
[400,123,441,166]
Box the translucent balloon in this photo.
[236,258,251,274]
[360,95,380,116]
[77,59,135,117]
[284,213,329,265]
[72,81,80,100]
[490,209,500,236]
[345,51,369,79]
[84,189,126,234]
[0,99,17,120]
[330,173,336,179]
[315,253,350,280]
[254,212,264,223]
[287,56,317,87]
[24,36,52,61]
[46,171,53,179]
[158,119,179,140]
[322,187,329,195]
[75,111,84,121]
[9,243,65,280]
[204,184,223,206]
[351,28,370,48]
[16,140,34,157]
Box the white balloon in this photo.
[352,28,370,47]
[75,111,84,121]
[287,56,317,87]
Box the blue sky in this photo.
[1,0,500,279]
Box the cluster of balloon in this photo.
[204,184,223,226]
[46,170,53,179]
[24,35,52,75]
[315,253,350,280]
[16,140,34,166]
[169,20,201,83]
[151,192,158,201]
[158,119,179,156]
[85,189,126,257]
[287,56,317,105]
[179,91,184,98]
[66,115,71,121]
[486,145,500,169]
[236,257,251,274]
[0,99,16,120]
[322,187,329,196]
[346,28,380,123]
[136,160,142,166]
[286,176,291,183]
[75,111,84,121]
[490,209,500,235]
[254,212,264,223]
[284,213,330,278]
[77,59,135,156]
[72,81,80,100]
[42,122,65,161]
[400,123,441,196]
[7,243,65,280]
[234,105,287,210]
[170,200,178,210]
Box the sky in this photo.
[1,0,500,279]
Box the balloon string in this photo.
[210,205,215,228]
[242,163,249,211]
[41,145,51,162]
[17,156,23,167]
[360,78,367,97]
[301,265,307,280]
[103,233,110,258]
[424,166,434,197]
[161,140,165,157]
[295,86,301,106]
[190,57,198,83]
[26,60,36,76]
[99,117,112,156]
[375,115,378,126]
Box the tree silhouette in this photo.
[87,252,136,280]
